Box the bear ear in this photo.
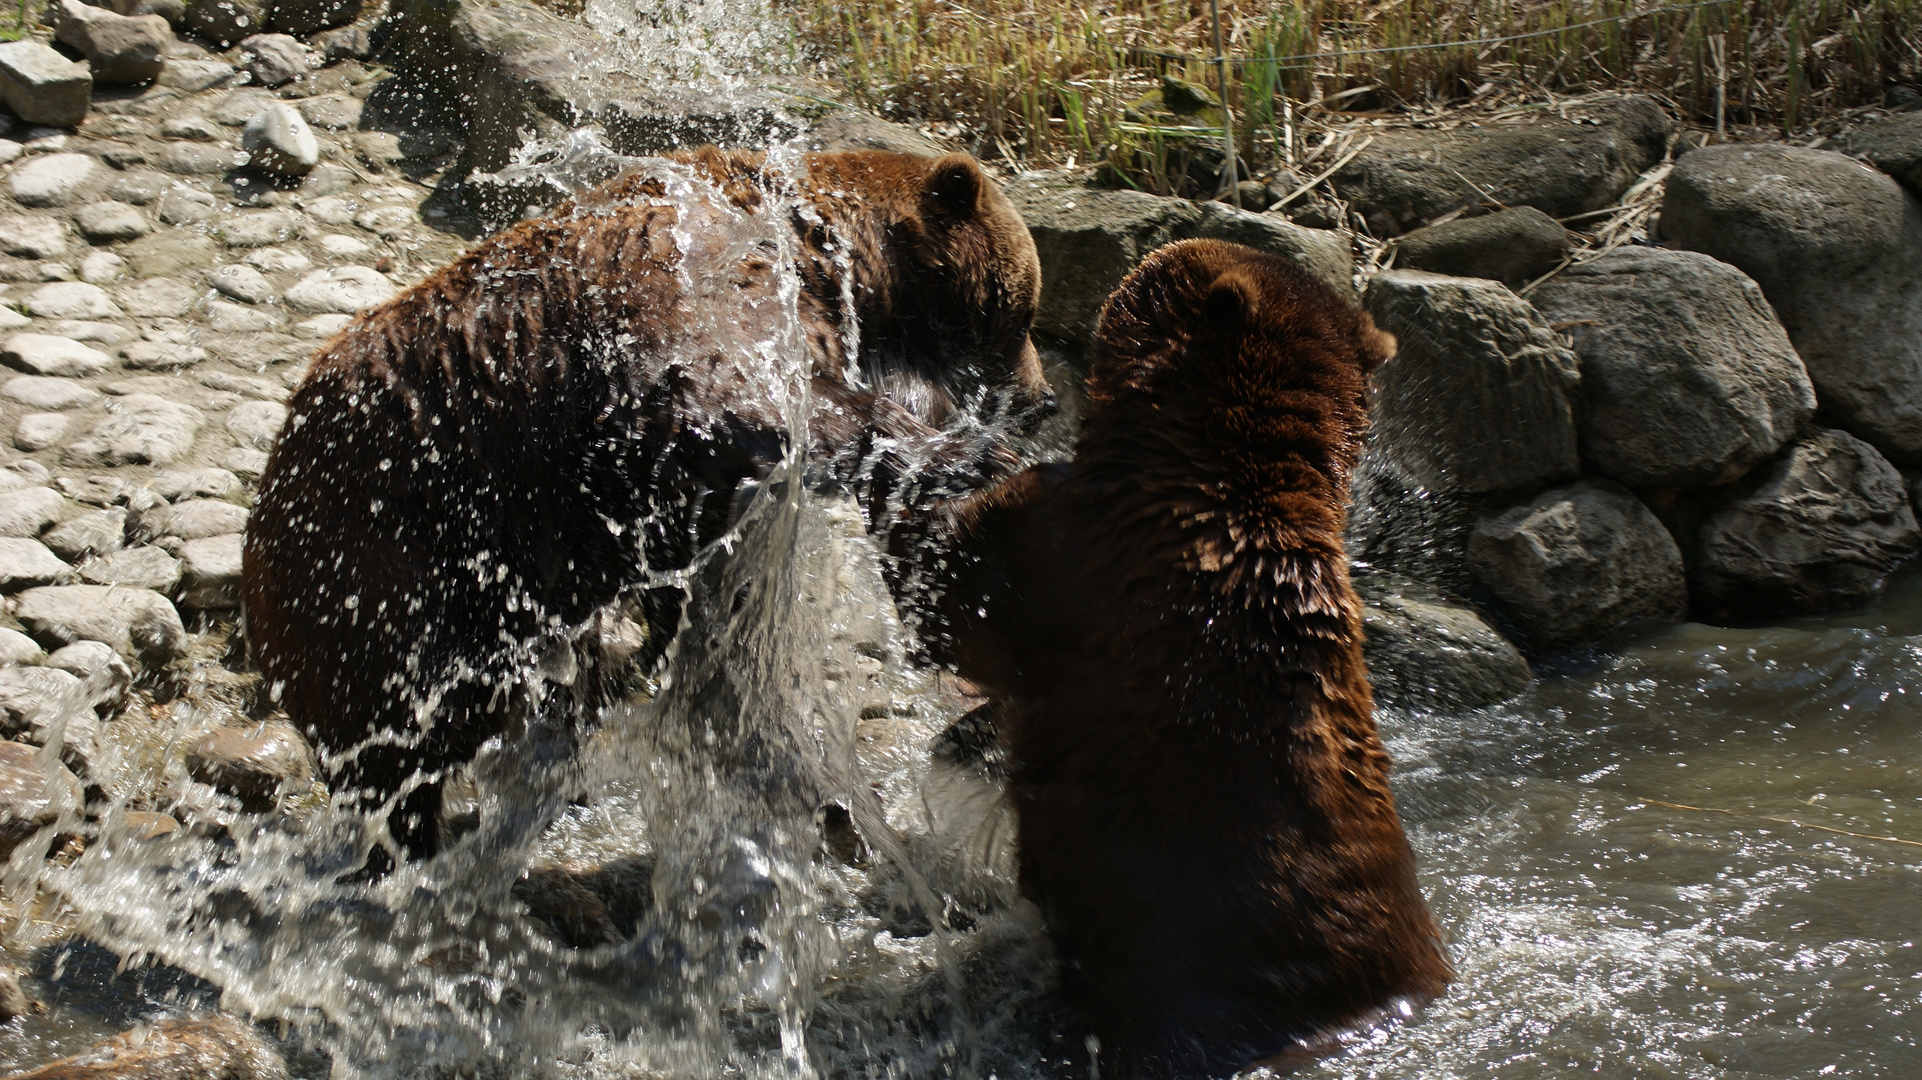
[923,154,984,218]
[1201,269,1261,330]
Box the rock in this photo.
[1363,270,1581,494]
[1694,428,1921,615]
[158,57,238,91]
[0,215,70,260]
[104,170,168,206]
[121,809,178,839]
[175,532,240,608]
[354,205,416,237]
[56,475,129,509]
[0,961,35,1021]
[1181,201,1354,297]
[1357,571,1531,710]
[25,281,122,320]
[1660,144,1922,464]
[269,0,358,33]
[313,22,369,60]
[155,141,236,175]
[1394,207,1571,285]
[222,445,268,479]
[79,252,127,285]
[0,665,95,763]
[316,233,372,258]
[1004,175,1202,344]
[115,277,201,319]
[0,537,73,589]
[210,263,274,303]
[122,341,206,370]
[63,394,203,467]
[240,103,320,179]
[139,498,248,540]
[47,321,136,347]
[3,375,96,412]
[0,41,91,129]
[81,544,181,591]
[217,209,306,249]
[52,0,169,85]
[0,627,43,664]
[74,201,152,243]
[203,299,284,332]
[292,312,350,339]
[161,114,221,141]
[0,487,70,537]
[124,236,219,283]
[151,467,238,500]
[14,412,67,450]
[239,33,310,88]
[1838,111,1922,192]
[187,721,314,807]
[225,399,286,448]
[156,188,221,226]
[1331,97,1671,231]
[244,246,309,274]
[0,739,82,857]
[43,507,126,560]
[1531,248,1817,489]
[352,130,405,172]
[8,152,102,208]
[298,92,362,132]
[45,639,131,712]
[182,0,269,48]
[198,372,285,402]
[1468,480,1686,649]
[2,335,113,377]
[4,1015,290,1080]
[301,194,356,226]
[12,583,188,664]
[285,265,395,313]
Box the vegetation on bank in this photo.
[796,0,1921,190]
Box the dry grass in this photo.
[793,0,1922,188]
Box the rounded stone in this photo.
[14,412,68,451]
[78,251,127,284]
[80,544,181,590]
[24,282,122,320]
[243,246,309,274]
[73,201,151,242]
[0,536,74,590]
[42,507,126,561]
[115,277,201,319]
[2,375,98,410]
[225,399,286,448]
[2,334,114,377]
[285,265,395,313]
[0,214,70,259]
[7,153,101,207]
[240,102,319,177]
[210,263,274,303]
[62,394,203,467]
[11,583,188,664]
[0,486,70,537]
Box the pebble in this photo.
[217,209,306,248]
[0,536,74,589]
[25,281,121,320]
[244,246,310,274]
[203,299,284,332]
[0,628,42,664]
[292,312,351,338]
[9,153,102,207]
[241,102,320,177]
[2,374,99,410]
[211,263,274,303]
[0,486,68,537]
[64,393,203,467]
[176,532,241,608]
[45,639,132,712]
[157,187,220,224]
[0,739,83,858]
[151,467,238,500]
[2,333,114,376]
[42,506,126,560]
[78,251,127,284]
[286,265,395,313]
[225,399,286,448]
[160,114,220,141]
[140,497,247,540]
[239,34,311,89]
[115,276,199,318]
[73,201,151,242]
[11,583,188,664]
[0,215,71,259]
[122,340,207,370]
[52,0,168,86]
[14,412,68,450]
[188,720,313,807]
[52,319,135,345]
[81,543,180,590]
[317,233,373,258]
[54,474,128,507]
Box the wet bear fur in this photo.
[243,148,1052,859]
[897,240,1448,1079]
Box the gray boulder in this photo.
[53,0,169,85]
[2,334,114,378]
[285,266,396,313]
[1005,175,1201,344]
[1331,96,1671,231]
[0,628,44,664]
[103,0,184,23]
[1468,480,1687,649]
[8,152,103,208]
[1531,248,1816,489]
[0,487,70,537]
[74,201,152,243]
[11,583,189,665]
[1362,270,1582,494]
[80,545,182,591]
[0,215,70,259]
[0,665,97,769]
[1660,144,1922,464]
[1694,428,1921,615]
[46,639,134,713]
[1394,207,1570,285]
[1357,571,1531,710]
[1838,111,1922,192]
[0,41,91,128]
[138,498,248,541]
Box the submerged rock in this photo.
[3,1014,290,1080]
[0,739,82,858]
[187,721,315,810]
[1357,572,1531,710]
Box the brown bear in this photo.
[894,239,1448,1079]
[242,148,1053,860]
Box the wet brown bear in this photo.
[897,240,1447,1079]
[243,148,1052,859]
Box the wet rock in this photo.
[151,467,238,500]
[216,208,306,248]
[0,961,37,1021]
[81,544,181,591]
[202,299,284,332]
[4,1015,290,1080]
[224,399,285,449]
[1694,428,1921,615]
[0,627,44,664]
[116,277,200,319]
[45,639,132,712]
[314,22,369,61]
[1660,144,1922,464]
[244,246,309,274]
[1357,571,1531,710]
[515,863,623,947]
[175,533,240,609]
[183,0,269,48]
[1531,248,1817,489]
[0,215,71,260]
[9,153,103,208]
[139,498,248,540]
[352,131,405,172]
[0,537,74,590]
[15,413,68,451]
[240,103,321,178]
[239,33,310,88]
[64,394,204,467]
[0,41,91,129]
[1181,201,1354,297]
[157,188,220,225]
[0,665,96,768]
[1838,111,1922,192]
[3,334,115,377]
[187,721,314,809]
[52,0,169,86]
[285,265,395,313]
[1363,270,1582,494]
[298,92,362,132]
[1331,97,1671,231]
[0,487,70,537]
[122,341,207,371]
[74,201,152,243]
[12,583,189,664]
[354,204,416,237]
[121,808,178,839]
[1394,207,1571,285]
[1005,175,1202,344]
[26,282,122,320]
[210,263,274,303]
[1468,480,1686,649]
[0,739,82,858]
[43,507,128,560]
[155,140,236,175]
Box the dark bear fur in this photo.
[896,239,1447,1079]
[243,148,1053,859]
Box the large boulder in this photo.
[1330,96,1671,231]
[1362,270,1582,495]
[52,0,169,85]
[1693,428,1920,615]
[1838,111,1922,192]
[1468,480,1687,649]
[1005,176,1202,345]
[1356,572,1532,710]
[1531,248,1816,489]
[1393,207,1570,285]
[1659,144,1922,464]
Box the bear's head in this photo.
[803,152,1055,436]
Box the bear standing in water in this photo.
[897,239,1448,1079]
[243,148,1053,860]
